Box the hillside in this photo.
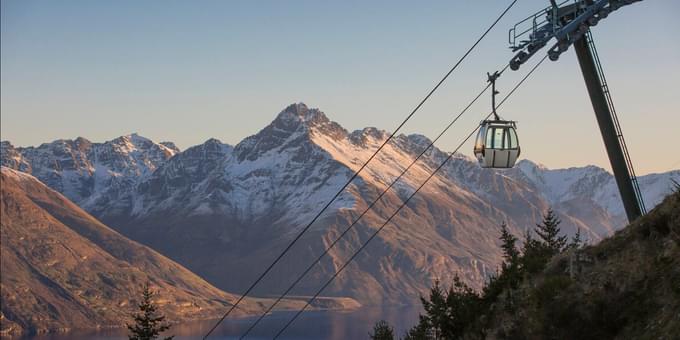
[0,167,330,337]
[466,189,680,339]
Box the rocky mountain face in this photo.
[0,134,178,214]
[510,160,679,236]
[2,103,678,306]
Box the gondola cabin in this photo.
[473,120,520,168]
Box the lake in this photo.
[24,306,422,339]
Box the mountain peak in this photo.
[517,159,548,172]
[73,136,92,145]
[283,102,310,115]
[274,102,331,127]
[1,140,15,149]
[232,103,346,162]
[104,133,180,157]
[115,132,149,144]
[199,138,232,154]
[160,141,180,153]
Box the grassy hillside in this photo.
[400,188,679,340]
[480,189,680,339]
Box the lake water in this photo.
[24,306,422,339]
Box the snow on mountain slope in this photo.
[72,104,613,304]
[514,159,680,217]
[2,103,677,306]
[0,134,179,213]
[0,141,31,173]
[125,107,356,232]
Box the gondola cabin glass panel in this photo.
[473,120,520,168]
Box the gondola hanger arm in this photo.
[487,71,501,120]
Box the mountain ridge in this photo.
[2,103,678,306]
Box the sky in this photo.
[2,0,679,175]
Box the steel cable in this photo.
[203,1,519,337]
[272,54,548,339]
[239,63,512,338]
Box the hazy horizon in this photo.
[2,0,679,174]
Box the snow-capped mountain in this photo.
[1,134,179,213]
[514,159,678,217]
[2,103,677,305]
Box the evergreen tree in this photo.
[420,279,449,338]
[403,320,430,340]
[405,276,482,339]
[444,276,482,337]
[520,228,551,275]
[534,209,567,255]
[482,222,523,302]
[369,320,395,340]
[521,227,534,253]
[127,283,174,340]
[499,222,519,265]
[569,227,583,250]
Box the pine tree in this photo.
[534,209,567,255]
[127,283,174,340]
[421,279,449,338]
[406,276,482,339]
[521,227,534,253]
[520,228,551,275]
[569,227,583,250]
[403,321,430,340]
[369,320,395,340]
[444,275,482,337]
[499,222,519,265]
[494,222,522,292]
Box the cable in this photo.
[203,1,518,338]
[274,55,546,339]
[273,54,549,339]
[239,64,510,339]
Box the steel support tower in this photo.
[508,0,646,222]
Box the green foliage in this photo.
[482,224,524,305]
[532,275,572,305]
[127,283,174,340]
[499,222,519,264]
[568,227,583,250]
[405,276,482,339]
[419,280,450,338]
[369,320,395,340]
[520,228,551,275]
[444,276,484,336]
[520,209,569,275]
[404,209,575,339]
[534,209,567,255]
[400,193,679,340]
[523,275,660,340]
[402,320,430,340]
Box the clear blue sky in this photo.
[2,0,679,174]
